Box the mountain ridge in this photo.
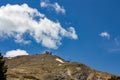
[5,52,118,80]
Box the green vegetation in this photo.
[0,52,7,80]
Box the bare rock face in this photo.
[5,53,114,80]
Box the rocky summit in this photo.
[5,52,118,80]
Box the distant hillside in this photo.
[5,52,119,80]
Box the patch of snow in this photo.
[56,58,64,63]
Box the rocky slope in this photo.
[5,52,116,80]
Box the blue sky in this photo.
[0,0,120,75]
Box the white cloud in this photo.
[0,4,77,49]
[15,34,31,44]
[99,32,110,39]
[5,49,29,57]
[114,37,120,46]
[40,0,65,14]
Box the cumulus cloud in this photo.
[40,0,65,14]
[5,49,29,57]
[0,4,77,49]
[99,32,110,39]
